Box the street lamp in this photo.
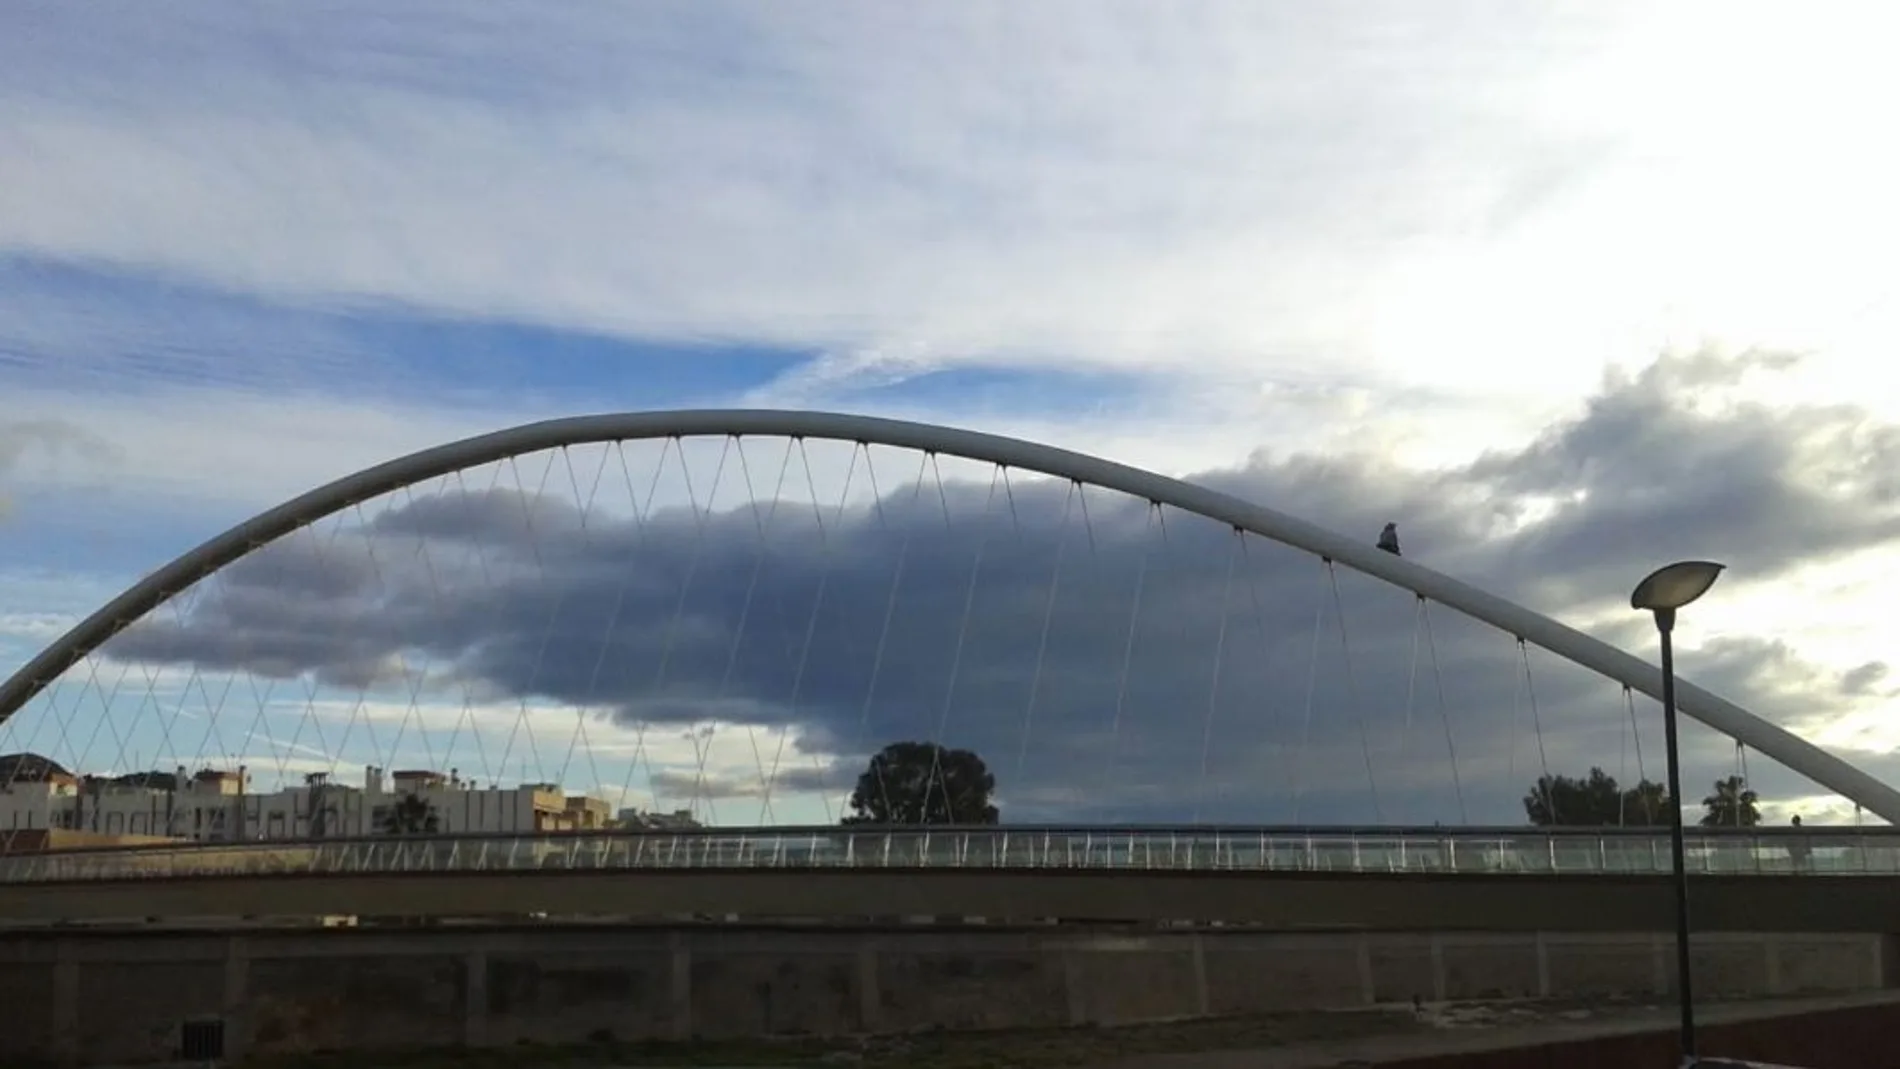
[1630,559,1726,1064]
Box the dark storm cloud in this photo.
[1841,662,1892,699]
[1461,351,1900,608]
[97,352,1900,822]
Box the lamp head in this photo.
[1630,560,1726,613]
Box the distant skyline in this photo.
[4,2,1899,825]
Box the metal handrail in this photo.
[0,825,1876,885]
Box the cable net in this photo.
[0,433,1846,841]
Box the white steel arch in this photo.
[4,409,1895,820]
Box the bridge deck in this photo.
[0,824,1884,884]
[6,868,1900,931]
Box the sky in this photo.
[3,1,1900,827]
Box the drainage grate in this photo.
[179,1017,226,1062]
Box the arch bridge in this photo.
[1,410,1893,844]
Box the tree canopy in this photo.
[844,741,999,826]
[379,792,441,836]
[1523,768,1674,827]
[1700,775,1761,827]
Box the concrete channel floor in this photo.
[204,992,1896,1069]
[1083,990,1900,1069]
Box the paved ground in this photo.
[1086,991,1900,1069]
[244,991,1900,1069]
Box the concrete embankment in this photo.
[0,923,1881,1065]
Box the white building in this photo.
[0,762,612,842]
[617,806,703,830]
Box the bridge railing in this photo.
[0,826,1891,884]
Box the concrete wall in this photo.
[0,925,1881,1065]
[16,869,1900,933]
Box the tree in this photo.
[1622,779,1673,826]
[379,792,441,836]
[1700,775,1761,827]
[843,741,999,826]
[1523,767,1674,827]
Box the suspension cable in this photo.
[1236,535,1290,810]
[1326,561,1384,823]
[1401,595,1425,758]
[1194,528,1241,823]
[1293,561,1329,823]
[1103,502,1159,799]
[925,460,999,821]
[853,448,929,821]
[1520,639,1556,824]
[758,437,848,824]
[1625,685,1649,823]
[1419,599,1468,823]
[1014,481,1077,789]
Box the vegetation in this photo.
[379,792,442,836]
[843,741,999,825]
[1526,768,1765,828]
[1699,774,1761,827]
[1523,768,1673,826]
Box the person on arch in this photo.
[1376,522,1401,556]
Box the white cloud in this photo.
[2,379,1510,521]
[7,3,1900,408]
[6,4,1900,828]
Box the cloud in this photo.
[0,418,123,478]
[1457,351,1900,610]
[6,5,1900,830]
[0,418,126,526]
[53,352,1900,824]
[8,3,1900,412]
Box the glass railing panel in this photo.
[7,827,1900,883]
[1301,841,1357,873]
[1858,835,1900,874]
[1697,837,1761,875]
[1544,836,1599,874]
[1800,836,1860,874]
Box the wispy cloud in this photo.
[5,4,1900,827]
[2,353,1885,825]
[8,4,1898,406]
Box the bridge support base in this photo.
[1355,935,1375,1005]
[462,951,488,1048]
[1189,935,1211,1017]
[1062,951,1088,1025]
[855,943,881,1032]
[667,933,692,1040]
[221,937,249,1063]
[1881,934,1900,989]
[51,942,78,1067]
[1534,932,1552,998]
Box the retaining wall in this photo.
[0,925,1880,1065]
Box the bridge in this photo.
[1,824,1887,882]
[8,408,1900,1069]
[5,824,1900,932]
[2,410,1896,928]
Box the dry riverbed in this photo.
[236,992,1756,1069]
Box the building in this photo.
[0,753,616,843]
[617,807,703,830]
[0,829,182,854]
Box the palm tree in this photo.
[379,792,441,836]
[1699,775,1761,827]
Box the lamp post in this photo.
[1630,560,1726,1064]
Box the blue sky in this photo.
[1,252,1149,416]
[5,2,1900,824]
